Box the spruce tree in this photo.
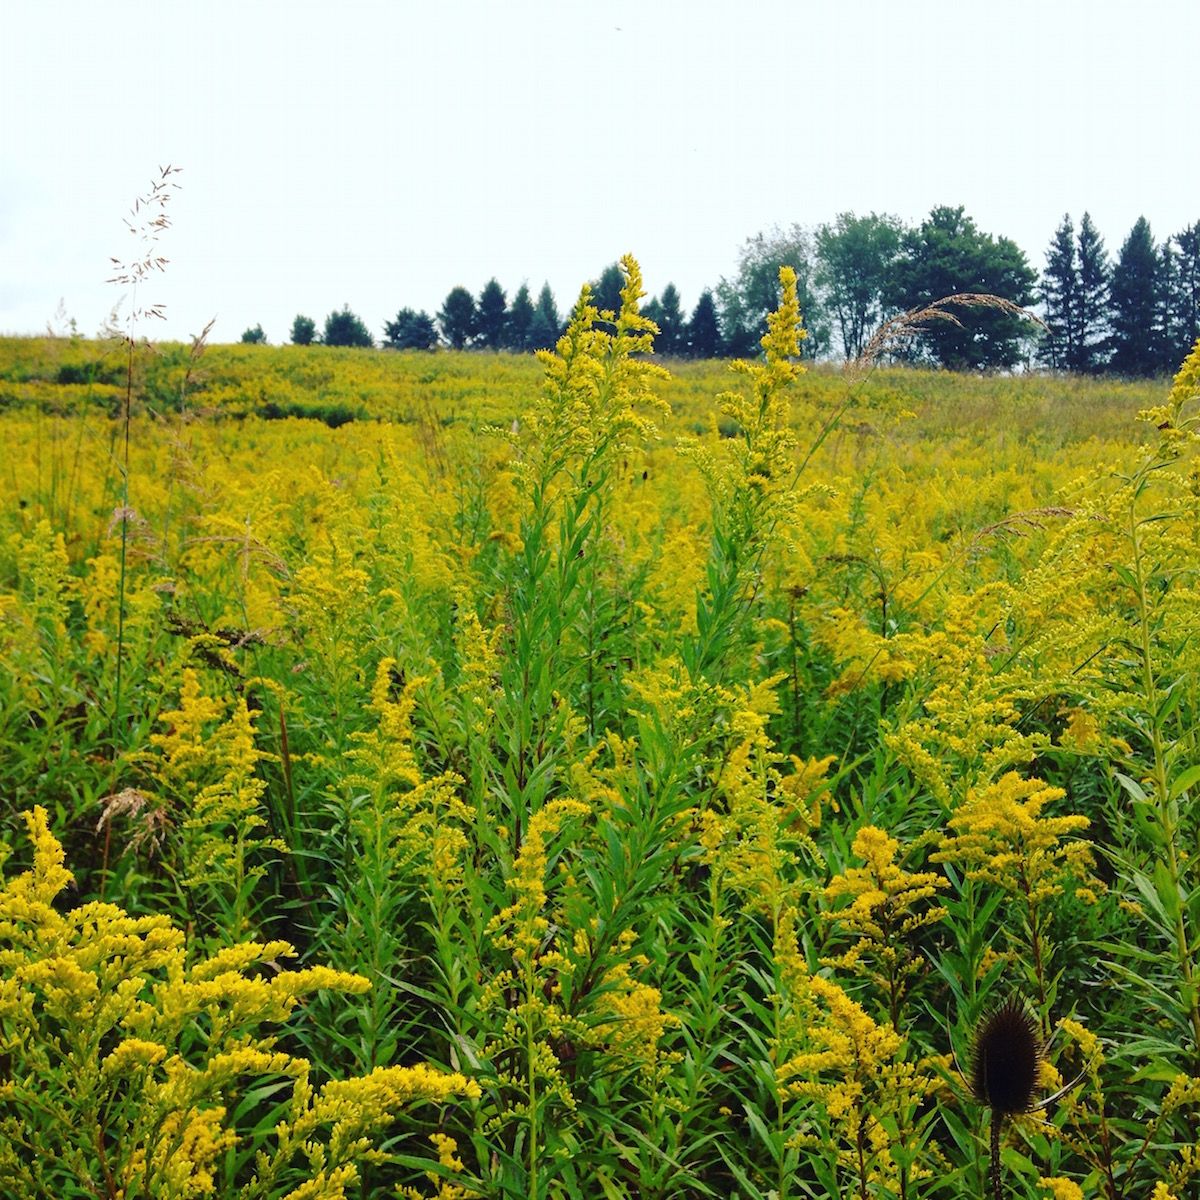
[290,314,316,346]
[1039,215,1079,370]
[657,284,686,356]
[1075,213,1111,373]
[1156,242,1181,372]
[322,305,373,348]
[591,263,625,320]
[1169,222,1200,364]
[527,283,561,350]
[641,297,665,341]
[1109,217,1162,376]
[382,308,438,350]
[438,286,477,351]
[476,279,509,350]
[506,283,535,352]
[687,290,721,358]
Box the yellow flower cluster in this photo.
[822,824,947,1022]
[0,808,475,1198]
[140,668,285,931]
[934,772,1092,905]
[488,798,589,968]
[776,923,939,1196]
[523,254,669,478]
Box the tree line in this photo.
[244,207,1200,376]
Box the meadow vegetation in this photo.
[1,259,1198,1200]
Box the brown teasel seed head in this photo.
[970,997,1044,1116]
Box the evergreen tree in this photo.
[240,323,267,345]
[656,283,686,356]
[814,211,903,360]
[290,314,316,346]
[687,290,720,358]
[438,286,477,350]
[527,283,561,350]
[1075,212,1111,373]
[1166,222,1200,365]
[641,297,665,341]
[322,305,373,348]
[591,263,625,320]
[382,308,438,350]
[1157,242,1181,372]
[1038,215,1079,370]
[714,274,760,357]
[890,206,1037,370]
[506,283,535,352]
[1109,217,1162,376]
[476,278,509,350]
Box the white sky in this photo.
[2,0,1197,343]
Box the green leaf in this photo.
[1114,771,1149,804]
[1168,763,1200,800]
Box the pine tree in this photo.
[438,286,477,350]
[1167,221,1200,365]
[476,279,509,351]
[506,283,535,352]
[527,283,561,350]
[687,290,720,358]
[1039,215,1079,370]
[1075,212,1110,374]
[322,305,373,348]
[382,308,437,350]
[591,263,625,321]
[1156,242,1182,372]
[657,283,686,356]
[641,296,665,341]
[1109,217,1162,376]
[290,314,316,346]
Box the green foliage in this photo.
[1039,214,1080,370]
[590,262,626,320]
[526,282,561,350]
[1110,216,1165,376]
[476,278,509,350]
[1040,212,1112,374]
[688,288,721,358]
[240,323,267,345]
[891,205,1038,369]
[1169,221,1200,361]
[717,225,829,358]
[506,283,535,352]
[2,274,1200,1200]
[654,283,686,356]
[289,314,316,346]
[815,211,903,360]
[383,307,438,351]
[438,285,477,350]
[321,305,373,349]
[1076,211,1111,373]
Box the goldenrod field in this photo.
[1,263,1199,1200]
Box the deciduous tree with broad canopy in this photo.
[890,206,1037,370]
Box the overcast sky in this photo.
[2,0,1197,343]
